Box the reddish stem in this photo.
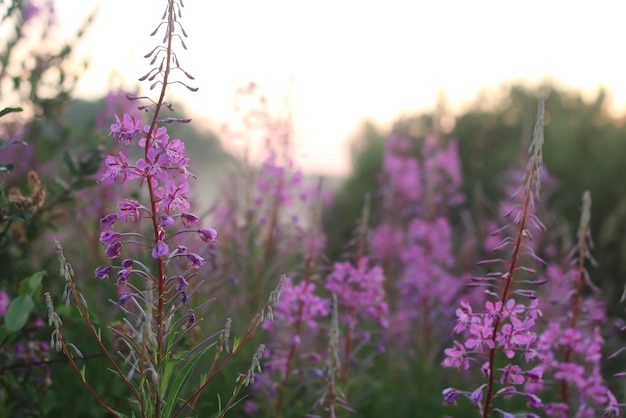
[559,219,589,410]
[482,163,537,418]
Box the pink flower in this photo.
[465,321,496,352]
[181,212,199,226]
[500,364,524,385]
[554,362,584,385]
[156,180,190,214]
[118,199,144,222]
[110,113,143,143]
[101,151,134,184]
[186,253,204,268]
[454,301,476,333]
[442,341,470,370]
[325,257,388,328]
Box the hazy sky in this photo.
[55,0,626,175]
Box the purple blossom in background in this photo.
[265,277,329,331]
[21,0,41,24]
[0,290,9,316]
[372,133,467,349]
[530,192,619,417]
[96,89,140,131]
[379,134,421,206]
[325,257,388,328]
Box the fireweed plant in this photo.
[532,191,620,417]
[254,192,389,417]
[371,133,466,361]
[213,86,389,416]
[213,82,317,309]
[442,95,547,417]
[43,2,280,417]
[201,83,326,416]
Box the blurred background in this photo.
[55,0,626,175]
[4,0,626,416]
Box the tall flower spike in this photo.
[442,94,547,418]
[533,191,620,416]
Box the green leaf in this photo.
[78,150,102,176]
[4,296,34,332]
[0,107,23,118]
[71,178,98,191]
[161,345,213,417]
[233,336,241,353]
[18,271,46,297]
[62,152,78,176]
[54,176,71,191]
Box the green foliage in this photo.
[2,271,45,332]
[327,82,626,303]
[324,121,385,260]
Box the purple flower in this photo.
[118,269,132,281]
[140,125,169,147]
[198,227,217,243]
[325,257,388,328]
[186,253,204,268]
[95,265,112,279]
[554,362,584,385]
[526,393,542,409]
[100,230,121,246]
[118,292,132,304]
[21,0,41,23]
[118,199,144,222]
[151,241,169,259]
[266,277,329,330]
[443,341,470,371]
[465,321,496,352]
[99,213,119,228]
[105,242,122,259]
[160,215,175,228]
[101,151,133,184]
[174,275,189,291]
[156,180,190,214]
[500,364,524,385]
[110,113,143,143]
[470,384,485,405]
[442,388,459,404]
[187,311,196,328]
[0,290,10,316]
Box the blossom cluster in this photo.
[325,257,388,329]
[371,133,466,347]
[442,96,547,417]
[94,113,216,305]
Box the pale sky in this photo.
[55,0,626,176]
